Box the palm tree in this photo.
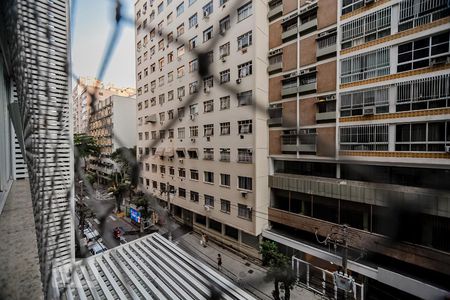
[110,146,137,203]
[74,133,100,172]
[107,171,129,213]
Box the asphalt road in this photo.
[87,215,140,249]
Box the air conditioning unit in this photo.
[247,207,253,212]
[190,114,196,120]
[236,78,242,84]
[240,191,248,198]
[241,48,248,54]
[191,138,196,142]
[204,205,211,211]
[179,159,184,163]
[363,106,375,115]
[445,146,450,153]
[326,94,336,101]
[430,55,450,66]
[203,10,210,18]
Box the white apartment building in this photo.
[135,0,269,256]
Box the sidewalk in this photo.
[176,232,322,300]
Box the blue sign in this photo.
[130,208,141,223]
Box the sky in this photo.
[71,0,136,88]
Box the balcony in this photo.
[316,42,336,58]
[268,5,283,20]
[299,18,317,33]
[267,117,282,127]
[315,111,336,122]
[282,26,297,41]
[298,82,316,93]
[267,61,282,73]
[281,144,316,153]
[267,207,450,276]
[281,85,298,97]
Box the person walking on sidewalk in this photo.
[217,254,222,271]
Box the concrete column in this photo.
[388,124,396,151]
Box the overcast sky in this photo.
[71,0,136,88]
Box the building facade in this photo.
[88,94,137,182]
[134,0,269,256]
[265,0,450,298]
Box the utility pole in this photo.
[342,225,348,274]
[167,181,172,241]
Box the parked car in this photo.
[89,242,107,256]
[83,227,100,240]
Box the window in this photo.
[178,86,185,98]
[145,132,149,140]
[177,149,186,158]
[397,32,450,73]
[168,129,174,139]
[189,59,198,73]
[238,204,252,220]
[220,148,230,161]
[160,130,166,139]
[178,107,185,118]
[237,90,252,106]
[152,164,157,173]
[220,0,228,5]
[158,58,164,69]
[190,126,198,137]
[219,42,230,58]
[220,174,230,187]
[167,12,173,24]
[205,195,214,207]
[396,74,450,111]
[203,148,214,160]
[399,0,449,32]
[340,87,389,117]
[203,26,213,42]
[204,171,214,183]
[145,163,150,171]
[238,149,253,163]
[188,0,196,5]
[189,103,198,115]
[204,124,214,136]
[219,16,230,33]
[341,8,391,50]
[152,180,157,189]
[177,2,184,16]
[203,1,213,17]
[160,165,166,174]
[158,2,164,14]
[177,23,185,37]
[168,32,174,44]
[159,112,165,122]
[341,47,390,84]
[341,0,364,15]
[159,76,165,86]
[189,13,198,28]
[158,39,164,50]
[237,2,252,22]
[190,169,199,180]
[138,132,143,140]
[189,81,199,94]
[178,127,185,139]
[177,45,185,58]
[238,176,252,191]
[178,168,186,177]
[237,31,252,49]
[179,188,186,198]
[159,94,165,105]
[177,66,185,78]
[220,96,230,110]
[203,76,213,90]
[221,199,230,213]
[220,69,230,83]
[151,131,157,139]
[190,191,199,202]
[220,122,230,135]
[168,72,174,82]
[188,149,198,159]
[189,36,197,50]
[168,90,174,101]
[340,124,389,151]
[396,122,449,152]
[204,100,214,112]
[238,120,252,134]
[169,167,175,175]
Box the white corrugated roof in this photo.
[52,233,256,300]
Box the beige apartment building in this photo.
[265,0,450,298]
[134,0,269,256]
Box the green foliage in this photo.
[74,133,100,159]
[131,195,152,220]
[260,240,278,266]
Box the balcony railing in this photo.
[268,4,283,20]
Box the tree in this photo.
[74,133,100,172]
[111,146,137,202]
[107,171,129,213]
[261,241,297,300]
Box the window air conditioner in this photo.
[363,106,375,115]
[240,191,248,198]
[236,78,242,84]
[445,146,450,153]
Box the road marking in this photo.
[93,218,100,224]
[109,215,117,221]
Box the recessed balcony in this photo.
[315,111,336,122]
[267,61,283,73]
[268,5,283,20]
[299,18,317,33]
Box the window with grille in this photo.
[341,0,364,15]
[188,149,198,159]
[190,103,198,115]
[340,124,389,151]
[399,0,449,32]
[237,90,252,106]
[340,86,389,116]
[204,171,214,183]
[238,204,252,220]
[169,167,175,176]
[190,169,199,180]
[203,26,213,42]
[341,7,391,50]
[220,148,230,161]
[220,15,231,33]
[189,81,199,94]
[237,31,253,49]
[159,130,166,139]
[189,59,198,72]
[204,148,214,160]
[168,129,174,139]
[178,168,186,177]
[203,76,214,89]
[341,47,390,84]
[189,36,197,50]
[220,122,230,135]
[168,90,174,101]
[238,61,252,78]
[220,96,230,110]
[220,69,230,83]
[238,149,253,163]
[190,191,199,202]
[189,13,198,28]
[220,42,230,58]
[178,86,185,97]
[396,121,449,152]
[204,100,214,112]
[220,174,230,187]
[178,127,185,139]
[397,32,450,73]
[177,23,185,37]
[205,195,214,207]
[190,126,198,137]
[238,176,252,190]
[221,199,231,213]
[238,2,252,22]
[204,124,214,136]
[178,107,185,118]
[203,1,213,16]
[177,150,185,158]
[238,120,252,134]
[396,74,450,111]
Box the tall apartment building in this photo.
[135,0,269,256]
[88,94,137,182]
[264,0,450,298]
[0,0,73,295]
[72,76,136,134]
